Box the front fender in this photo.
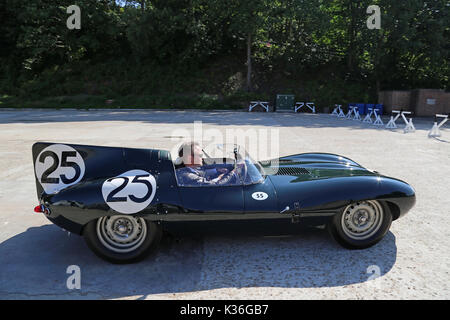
[270,175,415,217]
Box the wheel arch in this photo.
[384,201,401,221]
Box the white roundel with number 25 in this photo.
[35,144,85,194]
[252,192,268,201]
[102,170,156,214]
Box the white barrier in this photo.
[363,108,374,123]
[386,110,401,129]
[331,104,342,116]
[386,110,415,133]
[401,111,415,133]
[428,114,449,138]
[295,102,315,113]
[249,101,269,112]
[352,107,362,121]
[373,109,384,126]
[345,106,355,119]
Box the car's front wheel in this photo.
[328,200,392,249]
[83,215,162,264]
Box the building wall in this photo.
[379,89,450,116]
[410,89,450,117]
[378,90,412,114]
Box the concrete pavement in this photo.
[0,109,449,299]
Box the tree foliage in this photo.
[0,0,448,101]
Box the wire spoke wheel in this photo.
[340,200,384,240]
[96,215,147,253]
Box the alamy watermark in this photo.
[66,5,81,30]
[66,265,81,290]
[367,5,381,30]
[65,4,380,31]
[366,264,382,289]
[169,121,280,170]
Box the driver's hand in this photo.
[234,163,244,173]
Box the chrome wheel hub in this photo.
[341,201,384,240]
[96,216,147,253]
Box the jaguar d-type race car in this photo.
[32,142,415,263]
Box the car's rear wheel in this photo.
[328,200,392,249]
[83,215,162,264]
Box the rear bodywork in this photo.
[32,142,415,236]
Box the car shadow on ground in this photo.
[0,224,397,299]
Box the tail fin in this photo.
[32,142,162,200]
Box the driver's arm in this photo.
[177,168,218,186]
[211,168,239,185]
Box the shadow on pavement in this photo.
[0,224,397,299]
[0,109,443,132]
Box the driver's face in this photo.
[184,144,203,166]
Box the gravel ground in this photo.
[0,109,448,300]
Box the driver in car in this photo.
[175,141,241,186]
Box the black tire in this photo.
[83,216,162,264]
[328,200,392,249]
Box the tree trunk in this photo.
[347,1,354,71]
[246,32,252,92]
[375,38,381,98]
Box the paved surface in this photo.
[0,109,449,299]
